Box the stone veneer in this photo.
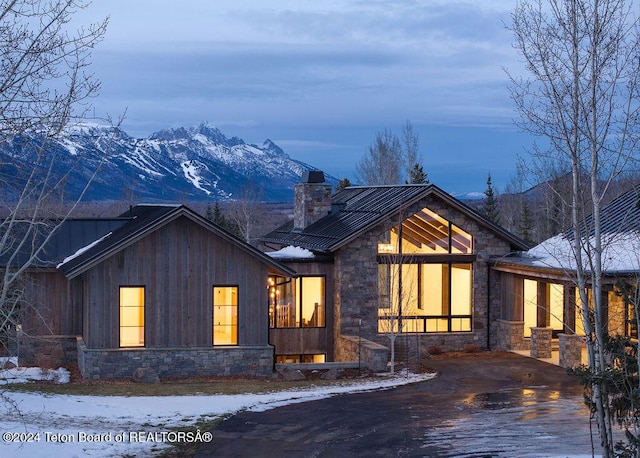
[558,333,583,369]
[336,335,388,371]
[18,333,77,367]
[294,182,332,230]
[494,320,529,351]
[77,338,274,379]
[530,327,553,358]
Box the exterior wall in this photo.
[18,334,78,367]
[21,271,82,336]
[269,259,335,358]
[334,193,514,360]
[77,338,273,379]
[81,216,270,350]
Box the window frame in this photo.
[268,275,326,329]
[213,284,239,346]
[119,285,146,348]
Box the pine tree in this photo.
[336,178,351,191]
[483,172,499,224]
[518,200,534,245]
[406,163,428,184]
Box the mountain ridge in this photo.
[0,122,336,202]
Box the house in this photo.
[261,171,530,366]
[491,185,640,352]
[16,204,295,379]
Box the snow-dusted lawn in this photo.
[0,365,434,458]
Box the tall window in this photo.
[120,286,145,347]
[213,286,238,345]
[377,207,474,334]
[269,276,325,328]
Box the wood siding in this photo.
[22,271,81,336]
[81,217,270,349]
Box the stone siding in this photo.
[77,338,274,379]
[336,335,388,372]
[494,320,528,351]
[559,333,583,369]
[530,327,553,358]
[18,333,77,367]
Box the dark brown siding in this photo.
[81,216,269,349]
[22,271,81,336]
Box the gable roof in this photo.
[262,184,529,253]
[494,185,640,275]
[58,204,296,279]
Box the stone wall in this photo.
[336,335,388,372]
[18,333,77,367]
[559,333,583,369]
[77,338,274,379]
[494,320,528,351]
[530,327,553,358]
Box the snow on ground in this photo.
[0,367,434,458]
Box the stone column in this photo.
[495,320,526,351]
[558,333,583,369]
[530,327,553,358]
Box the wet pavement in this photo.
[196,352,602,457]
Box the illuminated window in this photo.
[213,286,238,345]
[276,354,326,363]
[377,207,472,254]
[269,276,325,328]
[378,263,472,333]
[120,286,145,347]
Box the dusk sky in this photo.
[78,1,535,195]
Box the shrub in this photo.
[463,344,482,353]
[427,345,444,355]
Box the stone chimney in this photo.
[294,170,332,231]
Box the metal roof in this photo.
[262,184,529,253]
[59,204,296,279]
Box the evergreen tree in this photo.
[406,163,428,184]
[518,200,534,245]
[483,172,500,224]
[336,178,351,191]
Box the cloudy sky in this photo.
[78,0,533,194]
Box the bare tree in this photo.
[355,129,403,185]
[228,181,264,245]
[509,0,640,455]
[0,0,109,353]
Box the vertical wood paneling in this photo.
[80,216,276,350]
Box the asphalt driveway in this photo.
[195,352,600,457]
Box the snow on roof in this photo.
[56,232,112,268]
[524,231,640,273]
[266,245,315,259]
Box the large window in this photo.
[213,286,238,345]
[378,207,472,255]
[269,276,325,328]
[120,286,145,347]
[378,263,472,333]
[377,207,473,334]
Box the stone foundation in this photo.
[77,338,274,379]
[18,333,78,367]
[335,335,388,372]
[558,333,583,369]
[530,327,553,358]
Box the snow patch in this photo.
[56,232,111,268]
[180,160,211,195]
[266,246,315,259]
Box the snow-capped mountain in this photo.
[0,122,335,202]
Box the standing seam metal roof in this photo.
[262,184,529,253]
